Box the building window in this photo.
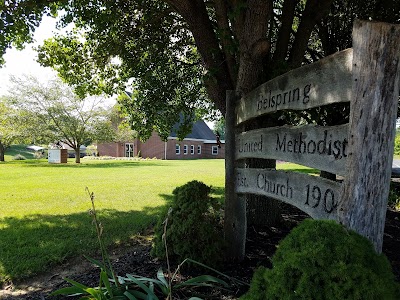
[125,143,134,157]
[190,145,195,155]
[197,145,202,155]
[183,144,188,155]
[176,144,180,155]
[212,146,218,155]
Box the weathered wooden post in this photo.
[339,20,400,253]
[224,90,246,260]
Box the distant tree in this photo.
[0,98,36,161]
[6,75,114,163]
[214,117,225,141]
[98,102,138,143]
[0,100,19,161]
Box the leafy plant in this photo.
[394,132,400,156]
[152,180,224,267]
[388,182,400,211]
[52,187,244,299]
[241,219,400,300]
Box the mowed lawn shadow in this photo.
[0,206,163,283]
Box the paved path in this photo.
[392,159,400,177]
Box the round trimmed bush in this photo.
[241,219,400,300]
[151,180,224,266]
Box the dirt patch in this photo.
[2,205,400,300]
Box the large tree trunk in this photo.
[164,0,234,114]
[0,142,5,162]
[233,1,282,228]
[75,148,81,164]
[245,115,282,227]
[246,158,281,226]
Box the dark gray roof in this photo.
[122,92,216,140]
[170,118,217,140]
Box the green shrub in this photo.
[12,154,26,160]
[152,180,224,267]
[388,182,400,211]
[241,219,400,300]
[394,133,400,156]
[33,151,46,159]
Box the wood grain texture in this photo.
[236,49,353,125]
[338,20,400,253]
[236,168,341,221]
[236,124,348,175]
[224,91,246,260]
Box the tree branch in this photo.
[164,0,234,114]
[273,0,296,63]
[214,0,237,86]
[235,0,272,96]
[289,0,334,68]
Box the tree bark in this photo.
[338,20,400,253]
[273,0,297,63]
[0,142,5,162]
[246,158,281,226]
[289,0,334,67]
[233,0,282,229]
[75,148,81,164]
[235,0,272,96]
[244,115,282,227]
[164,0,233,114]
[214,0,237,85]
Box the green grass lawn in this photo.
[0,146,317,284]
[0,152,226,283]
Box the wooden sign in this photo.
[236,168,341,221]
[236,49,353,125]
[225,21,400,258]
[236,124,348,176]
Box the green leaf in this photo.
[50,286,85,296]
[84,287,103,299]
[156,268,168,287]
[125,274,159,300]
[100,269,113,297]
[84,255,107,270]
[126,290,148,299]
[64,277,91,291]
[124,290,139,300]
[181,275,229,288]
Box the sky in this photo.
[0,16,60,96]
[0,15,214,127]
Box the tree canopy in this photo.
[0,98,29,161]
[2,0,399,137]
[6,75,115,163]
